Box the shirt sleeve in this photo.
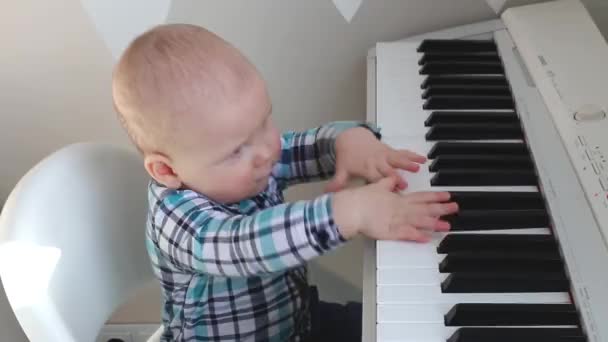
[148,190,346,277]
[272,121,381,189]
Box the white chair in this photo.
[0,142,163,342]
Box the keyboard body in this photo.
[363,1,608,341]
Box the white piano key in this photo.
[378,322,456,342]
[378,303,452,323]
[377,284,570,304]
[377,228,550,269]
[376,42,429,138]
[378,268,447,286]
[377,323,579,342]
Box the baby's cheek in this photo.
[272,134,282,160]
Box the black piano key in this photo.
[422,86,511,98]
[421,75,507,89]
[419,61,504,75]
[441,209,549,230]
[425,123,523,140]
[430,169,537,186]
[417,39,497,53]
[427,142,528,158]
[447,327,586,342]
[447,191,545,211]
[424,111,518,125]
[444,304,579,326]
[429,155,533,172]
[439,251,564,273]
[418,52,499,65]
[441,272,570,293]
[437,234,557,254]
[423,95,515,110]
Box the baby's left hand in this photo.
[325,127,426,192]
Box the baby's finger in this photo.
[397,149,427,163]
[409,215,449,230]
[397,225,432,242]
[404,191,452,204]
[365,162,383,182]
[377,160,406,190]
[387,152,421,172]
[423,202,459,217]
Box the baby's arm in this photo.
[273,121,380,188]
[149,192,345,277]
[149,178,458,277]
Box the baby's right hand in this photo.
[332,177,458,242]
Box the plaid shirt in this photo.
[146,121,380,341]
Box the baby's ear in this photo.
[144,153,182,189]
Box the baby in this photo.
[112,23,458,342]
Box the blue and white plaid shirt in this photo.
[146,121,379,341]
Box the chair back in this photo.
[0,142,154,342]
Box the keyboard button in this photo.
[430,169,537,186]
[437,234,557,254]
[424,111,518,125]
[423,95,515,110]
[421,75,508,89]
[444,303,580,326]
[422,85,512,98]
[425,123,523,140]
[417,39,497,53]
[439,251,564,273]
[447,327,585,342]
[427,142,528,158]
[441,272,570,293]
[419,61,504,75]
[429,155,532,171]
[441,209,549,230]
[418,52,500,65]
[448,191,545,210]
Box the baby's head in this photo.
[112,24,281,203]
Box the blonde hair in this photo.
[112,23,258,154]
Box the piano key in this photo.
[436,233,557,253]
[430,169,537,186]
[377,43,431,137]
[424,111,518,125]
[417,39,497,53]
[441,272,569,293]
[447,327,585,342]
[447,191,545,210]
[444,303,580,326]
[377,228,551,269]
[421,74,508,89]
[377,284,570,304]
[438,251,564,273]
[425,123,523,140]
[418,52,500,65]
[427,141,528,158]
[419,61,504,75]
[441,209,549,230]
[422,85,511,98]
[429,155,532,171]
[378,323,583,342]
[423,95,515,110]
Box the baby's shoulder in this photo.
[147,181,236,225]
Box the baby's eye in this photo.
[231,146,243,157]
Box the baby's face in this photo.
[171,77,281,203]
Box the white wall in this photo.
[0,0,128,205]
[2,0,606,328]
